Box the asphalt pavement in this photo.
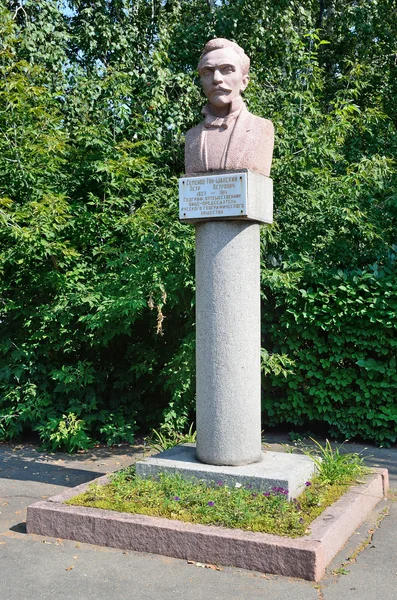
[1,435,396,600]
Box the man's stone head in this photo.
[198,38,250,110]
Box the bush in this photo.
[261,266,397,446]
[0,1,396,449]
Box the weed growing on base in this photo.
[147,423,197,453]
[303,438,370,485]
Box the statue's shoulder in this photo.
[185,122,203,144]
[184,122,204,174]
[233,107,274,176]
[244,110,274,135]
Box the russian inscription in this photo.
[179,172,248,220]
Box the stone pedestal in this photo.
[195,220,261,465]
[178,169,273,467]
[136,444,317,500]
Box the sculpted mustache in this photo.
[210,87,232,93]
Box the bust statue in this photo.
[185,38,274,176]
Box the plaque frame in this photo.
[179,169,273,225]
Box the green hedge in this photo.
[261,267,397,446]
[0,1,396,449]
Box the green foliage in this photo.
[147,422,197,453]
[261,266,397,446]
[36,413,93,453]
[0,1,396,449]
[0,2,196,449]
[302,439,369,486]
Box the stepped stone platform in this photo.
[26,453,389,581]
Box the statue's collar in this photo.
[202,97,244,129]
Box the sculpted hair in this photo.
[198,38,250,75]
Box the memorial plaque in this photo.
[179,172,248,220]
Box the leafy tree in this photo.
[0,0,396,449]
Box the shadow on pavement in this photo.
[10,522,27,534]
[0,455,105,487]
[0,443,145,487]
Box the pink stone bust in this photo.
[185,38,274,176]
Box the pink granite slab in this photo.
[26,469,388,582]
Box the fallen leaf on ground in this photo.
[187,561,222,571]
[65,566,74,571]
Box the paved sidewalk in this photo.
[1,437,396,600]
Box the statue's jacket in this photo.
[184,103,274,177]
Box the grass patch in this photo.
[66,441,370,538]
[146,424,197,453]
[302,438,370,485]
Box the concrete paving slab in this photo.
[319,497,397,600]
[1,438,396,599]
[0,532,320,600]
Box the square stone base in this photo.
[26,469,389,581]
[135,444,317,500]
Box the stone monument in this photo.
[137,38,315,496]
[185,38,274,176]
[26,39,387,580]
[184,38,274,466]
